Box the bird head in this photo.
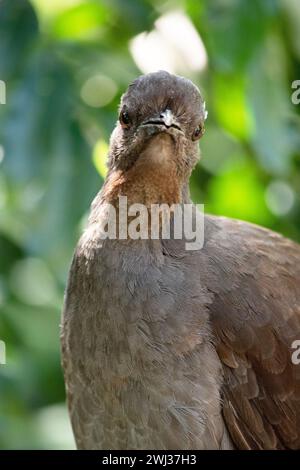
[108,71,207,178]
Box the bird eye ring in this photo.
[192,124,204,141]
[119,110,131,129]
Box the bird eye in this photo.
[119,110,131,129]
[192,124,204,141]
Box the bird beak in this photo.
[160,109,174,127]
[141,108,182,131]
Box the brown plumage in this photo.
[61,71,300,450]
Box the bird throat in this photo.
[104,133,184,207]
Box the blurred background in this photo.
[0,0,300,449]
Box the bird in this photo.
[61,70,300,450]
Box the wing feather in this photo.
[204,216,300,449]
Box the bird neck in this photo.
[102,166,185,207]
[102,133,191,207]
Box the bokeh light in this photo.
[130,10,207,75]
[265,180,295,216]
[80,75,117,108]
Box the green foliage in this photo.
[0,0,299,449]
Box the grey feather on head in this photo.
[108,70,207,176]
